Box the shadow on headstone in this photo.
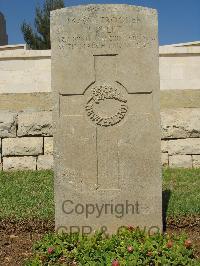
[162,189,171,231]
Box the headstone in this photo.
[0,12,8,46]
[51,4,162,234]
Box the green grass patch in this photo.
[0,170,54,220]
[0,168,199,220]
[163,168,200,217]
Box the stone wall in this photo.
[0,45,51,93]
[159,43,200,91]
[1,42,200,93]
[0,99,199,170]
[161,109,200,168]
[0,111,53,171]
[0,42,200,170]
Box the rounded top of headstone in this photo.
[51,4,157,17]
[51,3,159,95]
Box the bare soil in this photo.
[0,217,199,266]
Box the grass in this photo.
[0,168,199,220]
[0,170,54,219]
[163,168,200,217]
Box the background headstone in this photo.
[51,4,162,234]
[0,12,8,46]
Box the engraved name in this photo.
[66,15,141,25]
[57,13,155,50]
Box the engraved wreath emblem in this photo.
[85,84,128,127]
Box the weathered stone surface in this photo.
[160,45,200,91]
[51,5,162,233]
[0,93,52,112]
[1,40,200,94]
[160,90,200,109]
[3,156,36,171]
[37,155,53,170]
[166,138,200,155]
[0,112,17,137]
[44,137,53,155]
[18,111,52,136]
[193,155,200,168]
[169,155,192,168]
[161,153,168,166]
[2,137,43,156]
[161,109,200,139]
[0,49,51,94]
[0,90,200,112]
[161,140,168,153]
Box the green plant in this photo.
[26,227,199,265]
[21,0,64,49]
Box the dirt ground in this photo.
[0,217,199,266]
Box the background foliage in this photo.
[21,0,65,49]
